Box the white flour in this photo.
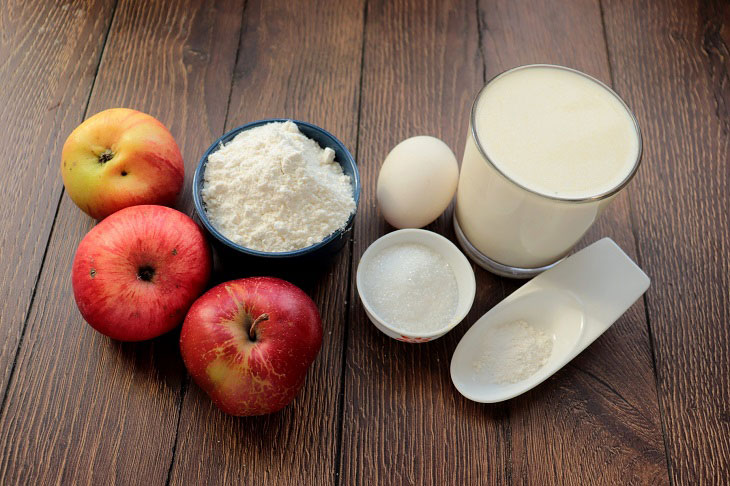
[472,320,553,384]
[201,121,355,252]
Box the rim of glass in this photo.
[469,64,643,203]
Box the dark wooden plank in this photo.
[340,0,670,483]
[0,1,243,484]
[603,0,730,482]
[167,0,364,484]
[339,1,512,484]
[0,0,115,401]
[476,0,671,484]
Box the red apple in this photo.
[61,108,184,220]
[180,277,322,416]
[72,205,211,341]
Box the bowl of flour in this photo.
[193,119,359,262]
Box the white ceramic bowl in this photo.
[356,229,476,342]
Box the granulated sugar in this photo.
[201,121,355,252]
[472,320,553,384]
[360,243,458,333]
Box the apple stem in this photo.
[99,149,114,164]
[249,313,269,340]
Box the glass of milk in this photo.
[454,64,642,278]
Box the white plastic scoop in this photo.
[450,238,650,403]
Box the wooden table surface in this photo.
[1,0,728,484]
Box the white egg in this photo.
[377,136,459,229]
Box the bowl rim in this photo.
[356,228,477,339]
[193,118,360,258]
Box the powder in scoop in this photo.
[360,242,458,333]
[472,320,553,384]
[201,121,355,252]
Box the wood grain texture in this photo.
[339,1,511,484]
[0,1,243,484]
[341,0,670,483]
[603,0,730,482]
[0,0,727,484]
[0,0,115,402]
[167,0,364,484]
[477,0,670,483]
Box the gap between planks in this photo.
[0,0,121,426]
[163,1,249,484]
[332,1,370,484]
[597,0,674,482]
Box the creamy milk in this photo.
[455,65,640,270]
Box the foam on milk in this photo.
[473,66,639,199]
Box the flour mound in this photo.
[202,121,355,252]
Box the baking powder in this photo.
[472,320,553,384]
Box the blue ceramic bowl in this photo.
[193,119,360,263]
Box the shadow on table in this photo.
[208,243,346,295]
[110,326,186,391]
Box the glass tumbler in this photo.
[453,65,643,278]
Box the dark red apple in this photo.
[72,205,211,341]
[180,277,322,416]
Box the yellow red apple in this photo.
[72,205,211,341]
[180,277,322,416]
[61,108,184,220]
